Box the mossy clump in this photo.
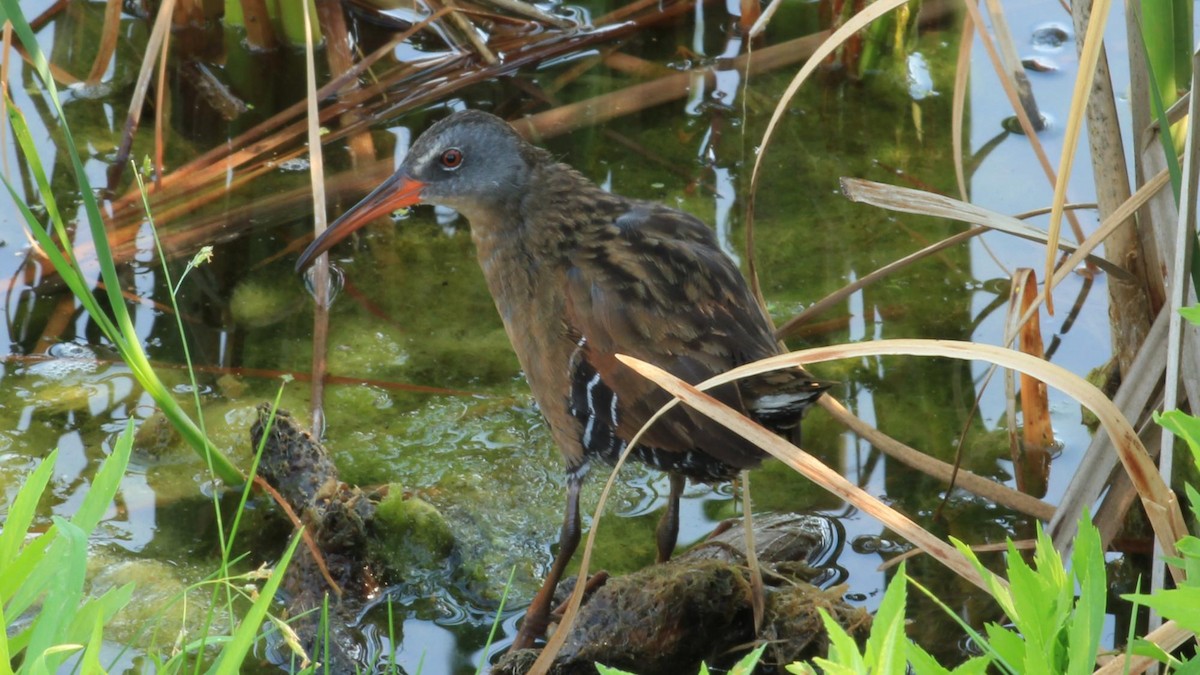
[229,274,304,328]
[132,410,182,459]
[326,321,409,380]
[371,490,455,573]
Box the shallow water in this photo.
[0,0,1143,672]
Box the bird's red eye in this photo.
[440,148,464,169]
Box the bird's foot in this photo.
[549,570,610,621]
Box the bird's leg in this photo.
[655,473,686,564]
[510,473,583,651]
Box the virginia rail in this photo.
[296,110,830,650]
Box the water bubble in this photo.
[172,383,213,396]
[67,80,118,100]
[47,342,97,361]
[278,157,311,172]
[850,534,908,554]
[303,262,345,305]
[28,342,99,380]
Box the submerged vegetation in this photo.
[0,0,1197,673]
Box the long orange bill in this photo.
[295,173,427,271]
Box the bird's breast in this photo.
[469,223,589,467]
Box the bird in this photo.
[295,109,831,650]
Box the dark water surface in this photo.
[0,0,1129,672]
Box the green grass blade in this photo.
[1133,6,1184,204]
[71,420,134,533]
[0,0,242,486]
[476,566,516,674]
[1066,517,1107,675]
[0,598,13,675]
[21,517,89,672]
[909,576,1014,675]
[729,644,767,675]
[1124,586,1200,634]
[0,1,132,331]
[0,532,56,618]
[0,448,57,569]
[207,531,304,675]
[868,567,909,674]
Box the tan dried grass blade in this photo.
[301,1,330,435]
[1093,620,1193,674]
[980,0,1042,127]
[615,354,991,589]
[1043,0,1113,313]
[749,0,911,197]
[87,0,122,85]
[1011,268,1052,496]
[840,177,1128,278]
[952,15,973,201]
[956,0,1087,254]
[1048,304,1168,550]
[1015,168,1171,331]
[110,0,175,187]
[818,396,1055,520]
[777,227,984,339]
[625,340,1186,572]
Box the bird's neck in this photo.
[471,161,602,267]
[468,159,612,324]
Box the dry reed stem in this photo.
[748,0,784,37]
[477,0,571,29]
[1158,58,1200,489]
[302,0,331,438]
[34,294,76,355]
[1072,0,1158,377]
[1042,0,1112,314]
[955,0,1087,268]
[951,15,972,202]
[253,475,343,597]
[86,0,123,85]
[748,0,908,214]
[818,396,1056,520]
[241,0,279,50]
[526,350,992,675]
[878,538,1037,571]
[2,21,16,209]
[153,23,170,189]
[432,0,498,64]
[1048,304,1166,550]
[1011,268,1052,496]
[839,178,1128,277]
[1013,268,1052,451]
[107,3,655,223]
[1093,620,1193,674]
[776,227,985,340]
[694,341,1186,575]
[318,0,377,167]
[512,30,831,140]
[107,25,413,214]
[1016,168,1172,333]
[598,339,1187,578]
[107,0,176,191]
[28,0,68,30]
[1152,56,1200,606]
[979,0,1043,129]
[617,355,995,585]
